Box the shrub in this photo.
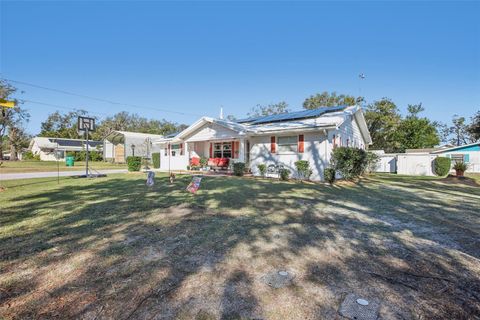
[127,156,142,171]
[23,151,37,160]
[257,164,267,177]
[279,168,290,181]
[200,157,208,168]
[294,160,312,180]
[433,157,451,176]
[89,151,103,162]
[330,147,368,180]
[233,162,246,176]
[453,161,468,172]
[152,152,160,168]
[65,150,102,162]
[33,154,41,161]
[324,168,336,183]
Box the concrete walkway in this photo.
[0,169,128,180]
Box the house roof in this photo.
[431,141,480,154]
[155,105,372,144]
[237,105,348,125]
[31,137,102,150]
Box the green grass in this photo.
[0,173,479,319]
[0,160,126,173]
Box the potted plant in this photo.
[453,161,468,177]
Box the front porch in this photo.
[156,139,249,173]
[155,117,252,172]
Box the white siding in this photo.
[184,123,242,142]
[104,140,114,160]
[158,145,189,171]
[397,154,436,176]
[335,115,367,149]
[437,150,480,173]
[249,131,329,181]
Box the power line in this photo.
[20,99,110,117]
[2,78,203,117]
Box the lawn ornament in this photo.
[146,171,155,186]
[169,172,176,183]
[186,176,202,193]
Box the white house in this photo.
[29,137,103,161]
[154,105,372,181]
[103,131,164,163]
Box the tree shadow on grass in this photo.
[0,173,479,319]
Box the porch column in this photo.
[238,138,246,162]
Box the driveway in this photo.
[0,169,128,180]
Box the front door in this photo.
[114,144,125,163]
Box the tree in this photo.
[450,115,471,146]
[40,110,91,139]
[94,112,187,139]
[8,126,30,160]
[248,101,290,117]
[467,110,480,142]
[303,91,363,110]
[364,98,402,152]
[438,112,478,146]
[394,104,440,152]
[0,80,30,160]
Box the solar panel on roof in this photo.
[249,105,347,124]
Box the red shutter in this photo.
[209,143,213,158]
[298,134,304,153]
[180,143,184,155]
[231,141,235,158]
[271,136,276,153]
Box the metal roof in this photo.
[31,137,102,149]
[237,105,348,125]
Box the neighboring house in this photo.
[103,131,163,163]
[154,105,372,181]
[432,142,480,173]
[29,137,103,161]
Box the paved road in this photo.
[0,169,128,180]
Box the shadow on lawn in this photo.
[1,174,479,319]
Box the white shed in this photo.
[103,131,163,163]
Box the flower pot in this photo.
[455,169,464,177]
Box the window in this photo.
[277,136,298,153]
[213,142,232,158]
[451,154,469,163]
[171,144,180,156]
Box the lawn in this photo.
[0,173,479,319]
[0,160,126,174]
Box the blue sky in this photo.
[1,1,479,134]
